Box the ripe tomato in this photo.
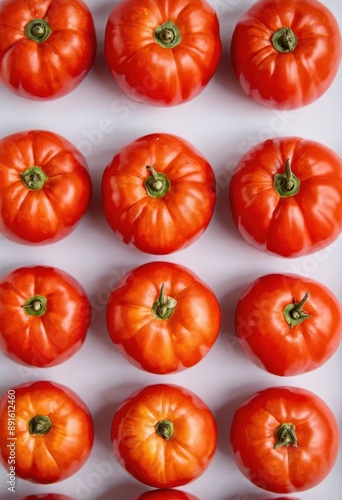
[131,490,199,500]
[229,137,342,257]
[230,0,342,109]
[20,496,75,500]
[0,266,92,367]
[235,273,342,376]
[0,380,94,483]
[0,130,92,244]
[106,261,221,374]
[111,384,217,488]
[0,0,96,100]
[104,0,222,106]
[230,386,339,493]
[102,133,216,254]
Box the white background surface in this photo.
[0,0,341,499]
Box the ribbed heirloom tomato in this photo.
[230,0,342,109]
[101,133,216,254]
[0,130,92,244]
[0,266,92,367]
[104,0,222,106]
[0,0,97,99]
[229,137,342,257]
[235,273,342,376]
[230,386,339,493]
[0,381,94,483]
[106,261,221,374]
[131,490,199,500]
[111,384,217,488]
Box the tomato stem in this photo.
[152,284,177,320]
[284,291,311,327]
[272,27,298,53]
[154,20,182,49]
[274,422,297,449]
[25,18,51,43]
[155,418,174,440]
[22,166,48,190]
[22,295,47,317]
[145,166,170,198]
[273,159,300,197]
[28,415,52,435]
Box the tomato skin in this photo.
[229,137,342,258]
[101,133,216,254]
[106,261,221,374]
[0,380,94,483]
[230,0,342,109]
[0,130,92,244]
[104,0,222,106]
[0,0,96,100]
[235,273,342,376]
[111,384,217,488]
[131,490,199,500]
[230,386,339,493]
[0,266,91,367]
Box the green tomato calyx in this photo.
[284,291,311,328]
[274,159,300,197]
[272,27,298,53]
[152,284,177,320]
[25,18,51,43]
[22,166,48,190]
[28,415,52,435]
[274,422,297,449]
[22,295,47,317]
[155,418,174,440]
[145,166,170,198]
[154,20,182,49]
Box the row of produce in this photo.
[0,0,341,110]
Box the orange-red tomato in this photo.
[0,266,92,367]
[111,384,217,488]
[102,133,216,254]
[230,386,339,493]
[104,0,222,106]
[0,130,92,244]
[106,261,221,374]
[0,0,96,100]
[0,381,94,483]
[235,273,342,376]
[230,0,342,109]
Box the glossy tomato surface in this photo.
[0,266,92,367]
[0,380,94,483]
[0,130,92,244]
[0,0,96,100]
[105,0,222,106]
[106,261,221,374]
[230,386,339,493]
[131,490,199,500]
[111,384,217,488]
[102,133,216,254]
[229,137,342,257]
[235,273,342,376]
[230,0,342,109]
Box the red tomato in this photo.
[229,137,342,257]
[230,0,342,109]
[106,261,221,374]
[230,386,339,493]
[104,0,222,106]
[235,273,342,376]
[20,496,75,500]
[0,380,94,483]
[0,0,96,100]
[0,130,92,244]
[0,266,92,367]
[131,490,199,500]
[111,384,217,488]
[102,133,216,254]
